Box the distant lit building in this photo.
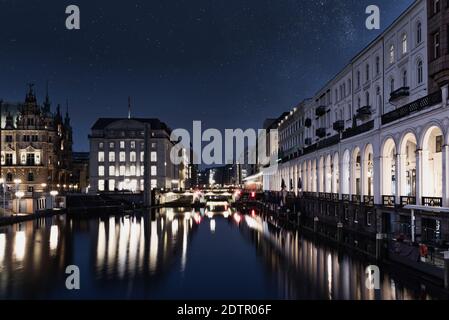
[88,117,180,194]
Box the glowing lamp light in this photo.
[251,209,256,217]
[15,191,25,198]
[50,191,59,197]
[14,179,21,184]
[251,192,256,199]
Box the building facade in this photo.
[264,0,449,246]
[0,86,73,197]
[89,118,181,194]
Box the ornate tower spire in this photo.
[43,81,51,113]
[65,98,71,125]
[25,83,36,103]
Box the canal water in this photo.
[0,208,441,299]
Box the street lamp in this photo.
[15,191,24,215]
[50,190,59,209]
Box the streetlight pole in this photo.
[13,179,21,215]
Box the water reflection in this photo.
[0,208,443,300]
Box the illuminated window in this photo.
[130,165,136,176]
[140,152,144,162]
[130,152,136,162]
[151,179,157,189]
[109,166,115,176]
[119,152,126,162]
[130,141,136,149]
[99,166,105,176]
[389,44,395,64]
[98,180,105,191]
[151,152,157,162]
[119,166,125,176]
[109,180,115,191]
[120,141,125,149]
[109,142,115,149]
[151,165,157,176]
[402,33,407,54]
[108,152,115,162]
[98,151,104,162]
[141,166,144,175]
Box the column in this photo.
[416,149,423,206]
[395,154,404,205]
[374,155,382,205]
[349,157,354,196]
[338,157,344,198]
[443,145,449,207]
[361,154,367,198]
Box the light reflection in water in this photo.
[0,233,5,265]
[14,231,26,261]
[0,208,442,300]
[49,225,59,253]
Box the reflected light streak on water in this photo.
[0,208,444,300]
[0,233,5,266]
[14,231,26,261]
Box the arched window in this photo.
[390,78,395,93]
[417,59,423,84]
[417,22,422,44]
[402,34,408,54]
[402,70,408,87]
[390,45,395,64]
[365,91,370,106]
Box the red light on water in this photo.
[251,192,255,198]
[233,213,241,224]
[193,213,202,224]
[251,209,256,217]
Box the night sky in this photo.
[0,0,413,152]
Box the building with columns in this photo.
[263,0,449,244]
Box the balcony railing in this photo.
[316,128,326,138]
[356,106,372,119]
[351,195,361,204]
[333,120,345,132]
[363,195,374,206]
[389,86,410,102]
[381,91,442,125]
[422,197,442,207]
[317,134,340,149]
[305,137,312,146]
[316,105,326,117]
[342,194,350,202]
[303,143,317,155]
[400,196,416,206]
[332,193,339,202]
[382,195,395,207]
[342,120,374,140]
